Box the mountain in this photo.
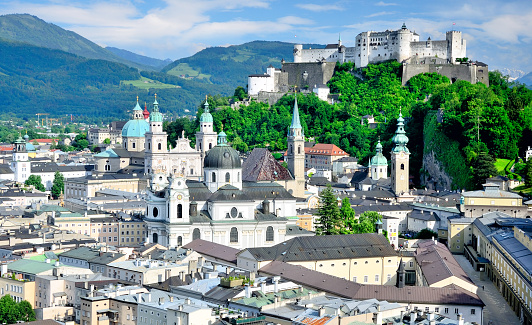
[161,41,323,89]
[0,14,149,70]
[497,68,526,81]
[0,38,230,121]
[517,71,532,88]
[106,47,172,70]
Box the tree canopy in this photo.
[24,175,45,192]
[0,295,35,324]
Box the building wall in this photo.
[448,222,473,254]
[282,62,336,90]
[0,276,35,306]
[119,220,147,247]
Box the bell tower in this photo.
[195,96,218,175]
[144,94,168,175]
[390,110,410,195]
[287,95,305,184]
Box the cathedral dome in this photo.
[203,132,241,169]
[122,99,149,137]
[199,98,213,123]
[370,140,387,166]
[121,119,150,138]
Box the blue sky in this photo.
[2,0,532,74]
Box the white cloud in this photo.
[375,1,397,6]
[295,3,342,12]
[365,11,396,18]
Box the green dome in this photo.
[121,119,150,138]
[371,140,387,166]
[392,112,410,153]
[150,96,163,122]
[199,98,213,123]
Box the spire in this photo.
[143,102,150,120]
[204,95,209,113]
[133,96,142,111]
[153,93,159,106]
[200,95,213,123]
[392,110,409,153]
[150,94,163,123]
[290,95,302,130]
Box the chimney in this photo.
[410,312,416,325]
[273,276,280,293]
[373,311,382,325]
[318,307,325,317]
[260,282,266,293]
[244,284,250,298]
[179,271,185,281]
[185,298,190,305]
[190,202,198,217]
[147,293,151,302]
[169,296,174,303]
[457,313,464,325]
[262,199,270,215]
[137,293,142,302]
[158,297,164,305]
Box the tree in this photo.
[103,138,111,144]
[17,300,35,322]
[51,171,65,199]
[0,295,19,324]
[355,211,383,234]
[415,228,438,239]
[526,158,532,188]
[316,185,341,235]
[470,151,498,189]
[233,86,247,101]
[24,175,45,192]
[339,197,356,234]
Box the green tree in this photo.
[526,159,532,188]
[51,171,65,199]
[470,151,498,189]
[339,197,356,234]
[233,86,247,101]
[316,185,341,235]
[415,228,438,239]
[0,295,20,324]
[354,211,383,234]
[103,138,111,144]
[24,175,45,192]
[16,300,35,322]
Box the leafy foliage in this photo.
[316,185,341,235]
[0,295,35,324]
[51,171,65,199]
[414,228,438,239]
[25,175,45,192]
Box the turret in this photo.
[287,95,305,182]
[391,110,410,195]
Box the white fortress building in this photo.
[293,24,466,68]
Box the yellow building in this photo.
[447,217,474,254]
[237,233,416,286]
[118,217,146,247]
[80,296,111,325]
[0,275,35,306]
[461,183,526,218]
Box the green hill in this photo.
[0,14,149,70]
[106,47,172,70]
[0,38,231,121]
[161,41,323,88]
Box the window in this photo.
[266,226,274,242]
[192,228,200,240]
[387,274,391,281]
[177,204,182,218]
[212,172,216,182]
[353,277,357,282]
[364,276,368,283]
[158,143,162,150]
[409,262,413,267]
[471,309,475,315]
[230,227,238,243]
[444,308,449,314]
[132,142,136,149]
[153,207,158,218]
[435,308,439,313]
[454,308,459,314]
[400,163,404,170]
[375,275,379,282]
[225,172,230,182]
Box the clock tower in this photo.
[145,95,168,175]
[391,111,410,195]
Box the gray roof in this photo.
[260,261,484,306]
[59,247,125,264]
[183,239,240,264]
[207,185,254,202]
[243,233,397,262]
[415,241,474,286]
[353,204,412,215]
[242,148,292,182]
[408,210,440,222]
[31,162,94,173]
[493,231,532,279]
[462,186,522,199]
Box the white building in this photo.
[294,24,466,68]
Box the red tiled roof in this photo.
[31,139,60,143]
[284,143,349,157]
[0,145,14,152]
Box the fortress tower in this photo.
[390,111,410,195]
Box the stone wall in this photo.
[282,62,336,90]
[421,150,453,190]
[402,62,489,86]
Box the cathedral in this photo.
[142,95,309,249]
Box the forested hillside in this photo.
[165,61,532,190]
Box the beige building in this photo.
[118,217,146,247]
[0,274,35,306]
[460,183,525,218]
[64,174,146,200]
[304,143,349,170]
[447,217,475,254]
[237,234,416,286]
[80,296,112,325]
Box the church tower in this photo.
[390,111,410,195]
[287,95,305,183]
[370,139,388,180]
[144,95,168,175]
[12,135,29,183]
[195,97,218,173]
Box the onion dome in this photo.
[150,94,163,123]
[392,111,410,153]
[143,103,150,120]
[199,97,213,123]
[370,139,388,166]
[121,98,150,137]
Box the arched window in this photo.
[153,207,159,218]
[177,236,182,246]
[193,228,201,240]
[148,143,151,150]
[132,142,136,149]
[225,172,230,182]
[158,143,162,150]
[199,143,202,150]
[266,226,274,242]
[177,204,182,218]
[237,172,240,182]
[289,145,293,154]
[152,233,158,244]
[298,146,301,154]
[209,143,212,149]
[230,227,238,243]
[401,163,405,170]
[212,172,216,182]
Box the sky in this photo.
[1,0,532,74]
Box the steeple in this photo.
[396,258,405,288]
[289,95,303,135]
[392,110,409,153]
[150,94,163,123]
[133,96,144,119]
[143,102,150,120]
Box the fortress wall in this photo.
[402,63,489,86]
[299,48,338,63]
[274,71,289,93]
[410,41,448,59]
[282,62,336,89]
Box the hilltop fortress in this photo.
[249,24,487,102]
